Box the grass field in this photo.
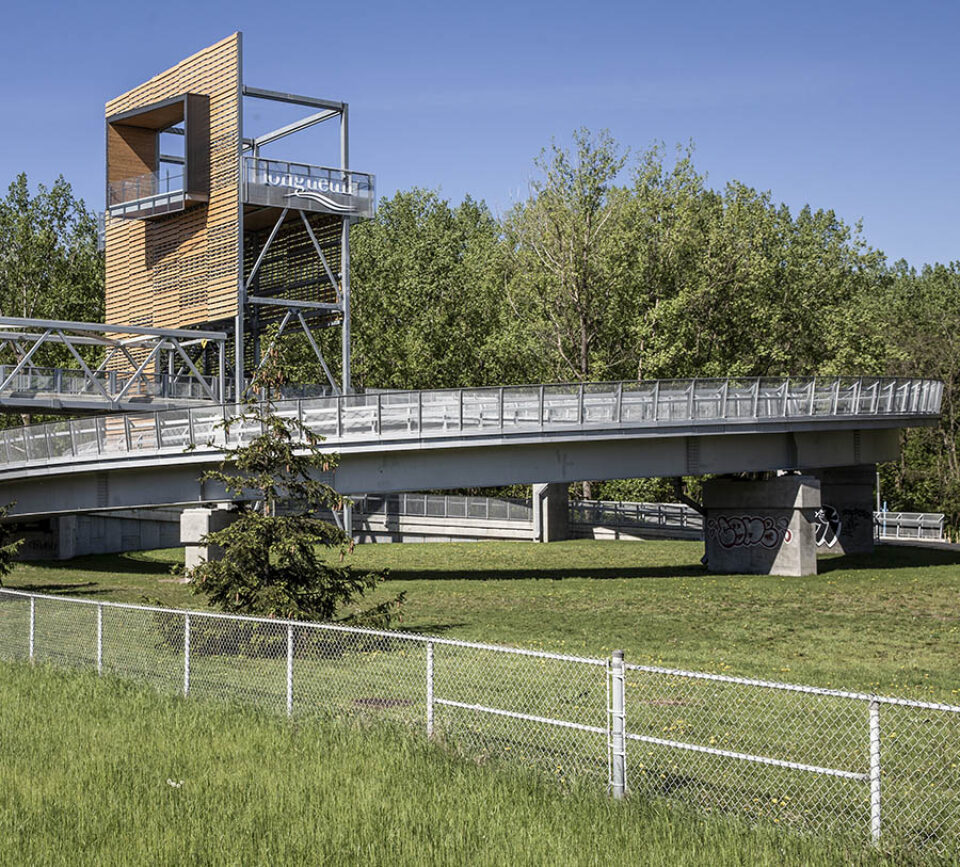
[6,539,960,701]
[0,662,905,867]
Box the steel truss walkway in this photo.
[0,317,228,413]
[0,376,941,518]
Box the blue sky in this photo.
[1,0,957,266]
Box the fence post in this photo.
[609,649,626,799]
[183,613,191,697]
[28,596,35,662]
[426,641,434,737]
[286,624,294,717]
[869,698,882,845]
[96,604,103,675]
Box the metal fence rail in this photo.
[0,375,942,472]
[0,587,956,856]
[876,511,946,541]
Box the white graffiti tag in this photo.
[707,516,792,549]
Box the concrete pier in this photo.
[703,475,821,576]
[811,464,876,555]
[532,482,569,542]
[180,506,240,569]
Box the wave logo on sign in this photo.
[284,187,357,214]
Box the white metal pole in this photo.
[869,699,881,844]
[96,604,103,675]
[28,596,35,662]
[286,624,294,717]
[610,649,626,799]
[426,641,434,737]
[183,613,191,696]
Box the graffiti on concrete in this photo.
[707,515,792,549]
[815,505,843,548]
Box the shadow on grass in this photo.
[383,564,706,582]
[818,544,960,574]
[5,581,120,598]
[17,552,175,577]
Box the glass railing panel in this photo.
[378,391,420,437]
[692,379,726,420]
[71,418,102,457]
[108,170,184,207]
[46,421,74,459]
[419,389,460,434]
[340,394,380,438]
[460,388,501,431]
[619,382,657,423]
[541,385,580,425]
[299,397,338,439]
[502,386,541,429]
[581,384,618,425]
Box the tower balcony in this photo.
[107,169,208,220]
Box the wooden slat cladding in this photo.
[104,33,240,329]
[106,125,155,187]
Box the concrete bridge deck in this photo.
[0,376,941,518]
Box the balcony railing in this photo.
[242,157,376,219]
[107,170,185,219]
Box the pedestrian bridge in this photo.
[0,376,942,518]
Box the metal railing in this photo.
[0,376,942,472]
[876,511,946,541]
[107,170,184,206]
[0,586,956,856]
[0,365,220,404]
[353,493,534,523]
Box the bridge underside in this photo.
[0,426,900,518]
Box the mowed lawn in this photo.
[5,539,960,701]
[0,663,897,867]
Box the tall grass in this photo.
[0,662,904,866]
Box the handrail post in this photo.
[687,379,695,419]
[869,698,882,845]
[426,641,435,737]
[499,386,505,429]
[609,649,626,799]
[751,377,760,417]
[652,381,660,421]
[539,384,545,427]
[853,378,863,415]
[615,381,623,423]
[577,383,584,425]
[459,388,464,431]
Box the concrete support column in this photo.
[532,483,568,542]
[811,464,876,554]
[180,506,240,570]
[54,515,78,561]
[703,475,821,576]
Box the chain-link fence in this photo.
[0,587,956,856]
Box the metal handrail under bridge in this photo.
[0,376,942,474]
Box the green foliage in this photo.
[0,172,103,326]
[186,352,402,624]
[0,503,23,586]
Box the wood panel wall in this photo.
[104,33,241,329]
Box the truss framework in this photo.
[0,317,227,407]
[239,84,353,397]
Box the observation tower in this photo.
[104,32,370,395]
